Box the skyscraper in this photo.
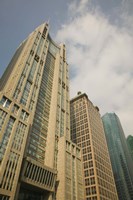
[70,92,118,200]
[102,113,133,200]
[127,135,133,161]
[0,23,84,200]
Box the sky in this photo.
[0,0,133,137]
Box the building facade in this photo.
[127,135,133,161]
[70,92,118,200]
[0,23,84,200]
[102,113,133,200]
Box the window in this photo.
[83,148,87,154]
[0,96,11,108]
[20,81,31,105]
[92,196,97,200]
[84,162,88,169]
[89,161,93,168]
[86,188,91,195]
[20,110,29,122]
[0,109,7,131]
[84,170,89,177]
[92,186,96,194]
[90,169,94,176]
[12,104,19,115]
[83,155,87,161]
[28,60,37,82]
[90,177,95,184]
[85,178,90,186]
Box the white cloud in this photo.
[56,0,133,136]
[68,0,90,16]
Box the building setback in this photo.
[0,23,84,200]
[102,113,133,200]
[70,92,118,200]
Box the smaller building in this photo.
[127,135,133,161]
[70,92,118,200]
[102,113,133,200]
[57,136,84,200]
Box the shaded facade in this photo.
[0,23,84,200]
[127,135,133,161]
[102,113,133,200]
[70,92,118,200]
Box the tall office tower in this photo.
[0,23,84,200]
[102,113,133,200]
[127,135,133,161]
[70,92,118,200]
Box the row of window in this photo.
[27,51,55,163]
[0,151,19,191]
[71,124,89,133]
[0,117,15,161]
[72,134,90,143]
[13,30,48,105]
[0,96,29,122]
[66,141,81,157]
[95,159,112,177]
[98,177,115,193]
[97,169,113,187]
[85,176,95,186]
[0,109,7,131]
[93,141,109,163]
[77,139,91,148]
[70,104,86,113]
[70,98,86,108]
[84,168,94,177]
[86,186,97,195]
[86,196,97,200]
[99,186,117,199]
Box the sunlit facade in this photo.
[0,23,84,200]
[70,92,118,200]
[102,113,133,200]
